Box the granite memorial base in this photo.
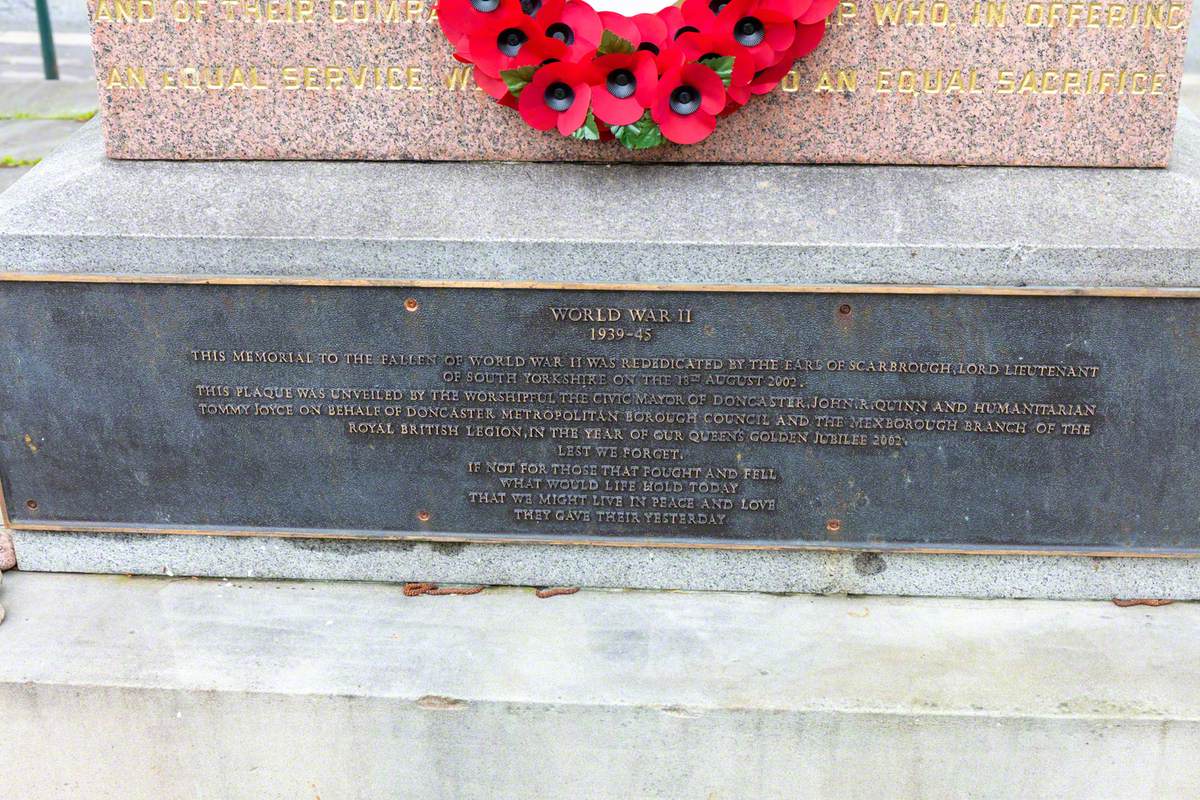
[2,115,1200,598]
[0,571,1197,800]
[86,0,1193,165]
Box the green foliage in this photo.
[570,111,601,140]
[500,65,539,97]
[610,112,665,150]
[597,31,635,55]
[0,110,96,122]
[699,55,735,87]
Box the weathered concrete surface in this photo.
[0,529,14,570]
[1185,75,1200,116]
[0,79,98,194]
[0,118,80,162]
[13,529,1200,600]
[0,165,30,192]
[3,111,1200,286]
[0,571,1197,799]
[0,78,98,119]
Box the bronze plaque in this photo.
[0,279,1197,554]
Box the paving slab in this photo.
[0,570,1197,799]
[0,77,97,119]
[0,164,29,192]
[1185,76,1200,117]
[0,117,81,163]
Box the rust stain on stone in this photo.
[403,582,485,597]
[535,586,580,599]
[416,695,469,711]
[1112,598,1175,607]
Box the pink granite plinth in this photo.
[88,0,1191,165]
[0,529,15,571]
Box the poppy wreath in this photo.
[437,0,840,148]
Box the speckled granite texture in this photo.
[0,530,14,571]
[11,529,1200,598]
[87,0,1191,165]
[4,111,1200,283]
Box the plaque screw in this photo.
[838,304,852,316]
[826,518,842,532]
[25,499,38,511]
[404,298,420,312]
[417,509,431,522]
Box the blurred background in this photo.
[0,0,1198,191]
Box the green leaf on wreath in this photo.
[597,30,635,56]
[570,110,601,141]
[611,112,665,150]
[501,65,539,97]
[700,55,735,87]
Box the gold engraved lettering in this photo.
[814,69,858,93]
[93,0,157,22]
[190,320,1105,532]
[1022,1,1187,28]
[104,66,147,89]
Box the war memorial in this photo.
[0,0,1198,795]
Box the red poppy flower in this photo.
[789,19,825,58]
[598,10,640,45]
[657,5,698,42]
[745,19,824,94]
[518,61,595,135]
[674,30,756,104]
[474,69,519,108]
[681,0,807,43]
[467,11,568,77]
[746,53,791,95]
[709,0,796,71]
[536,0,604,61]
[758,0,815,17]
[590,50,658,126]
[679,0,724,30]
[633,12,669,52]
[652,61,726,144]
[436,0,837,148]
[438,0,521,48]
[798,0,839,23]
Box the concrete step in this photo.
[0,570,1196,799]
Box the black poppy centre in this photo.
[670,85,702,115]
[606,69,636,99]
[546,22,574,45]
[734,17,765,46]
[497,28,528,56]
[544,81,576,111]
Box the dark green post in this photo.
[35,0,60,80]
